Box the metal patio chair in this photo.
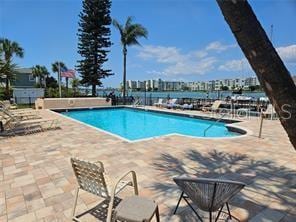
[173,177,245,222]
[70,158,138,222]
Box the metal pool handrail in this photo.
[203,112,229,137]
[133,98,142,107]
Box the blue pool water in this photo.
[62,108,240,141]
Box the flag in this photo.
[61,67,76,78]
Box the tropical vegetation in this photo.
[71,78,80,97]
[0,38,24,99]
[77,0,113,96]
[112,16,148,104]
[32,65,49,88]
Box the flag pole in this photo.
[58,62,62,98]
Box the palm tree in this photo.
[113,16,148,104]
[216,0,296,149]
[32,65,49,88]
[71,78,80,96]
[0,38,24,98]
[52,61,66,77]
[0,43,4,74]
[52,61,66,96]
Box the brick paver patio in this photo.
[0,107,295,221]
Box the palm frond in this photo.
[52,61,66,73]
[124,16,134,29]
[126,24,148,46]
[112,19,125,44]
[0,38,24,60]
[1,61,18,80]
[113,16,148,47]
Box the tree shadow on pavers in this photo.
[150,149,296,221]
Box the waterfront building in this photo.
[124,76,261,91]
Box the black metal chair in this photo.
[173,177,246,222]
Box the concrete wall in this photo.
[35,97,111,109]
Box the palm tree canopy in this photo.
[0,38,24,62]
[71,78,80,88]
[52,61,66,73]
[0,62,18,79]
[32,65,49,79]
[112,16,148,47]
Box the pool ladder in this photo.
[203,112,229,137]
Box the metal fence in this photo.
[111,95,270,112]
[13,96,39,107]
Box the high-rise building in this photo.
[124,76,260,91]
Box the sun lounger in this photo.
[1,116,59,136]
[0,100,17,109]
[154,98,164,107]
[173,176,245,221]
[164,99,179,109]
[0,108,40,121]
[181,103,193,110]
[201,100,222,112]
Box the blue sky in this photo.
[1,0,296,88]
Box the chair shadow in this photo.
[75,197,121,222]
[151,149,296,221]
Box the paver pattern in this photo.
[0,107,295,221]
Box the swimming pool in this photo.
[61,108,240,141]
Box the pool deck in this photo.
[0,106,295,221]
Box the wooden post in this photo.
[258,113,264,138]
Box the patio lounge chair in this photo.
[262,104,277,120]
[0,108,40,121]
[165,99,180,109]
[1,115,59,135]
[173,177,245,222]
[201,100,222,112]
[154,98,164,107]
[0,100,17,109]
[181,103,193,110]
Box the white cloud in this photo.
[218,44,296,72]
[205,41,236,52]
[163,57,217,76]
[218,59,248,72]
[138,45,183,63]
[277,44,296,64]
[137,44,218,76]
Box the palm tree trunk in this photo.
[66,77,69,95]
[123,46,127,105]
[92,84,96,97]
[44,75,47,93]
[216,0,296,150]
[5,77,10,99]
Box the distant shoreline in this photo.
[95,90,266,100]
[98,89,264,93]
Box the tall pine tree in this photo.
[77,0,113,96]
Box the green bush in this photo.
[0,87,13,100]
[45,87,81,98]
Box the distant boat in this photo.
[259,96,269,102]
[232,88,243,94]
[231,95,252,101]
